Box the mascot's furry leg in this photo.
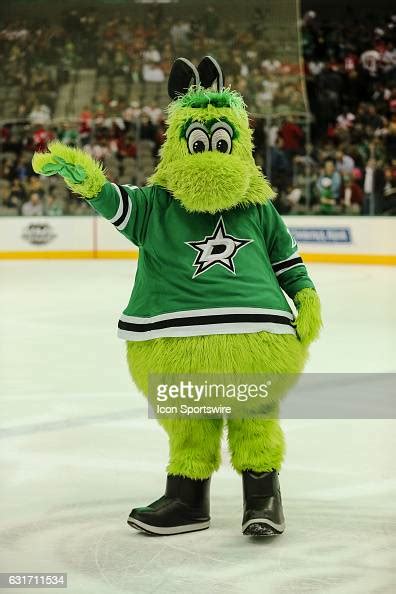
[161,418,224,479]
[126,331,309,535]
[227,416,286,535]
[227,417,285,474]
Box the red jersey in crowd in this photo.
[33,127,55,152]
[279,121,304,152]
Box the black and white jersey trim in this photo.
[117,307,296,341]
[272,253,304,277]
[109,183,136,231]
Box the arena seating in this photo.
[0,6,395,216]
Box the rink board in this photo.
[0,215,395,264]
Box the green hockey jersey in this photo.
[88,182,315,341]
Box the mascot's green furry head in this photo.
[149,56,275,214]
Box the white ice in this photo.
[0,261,395,594]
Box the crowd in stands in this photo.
[0,5,395,216]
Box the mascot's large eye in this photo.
[210,122,233,154]
[186,125,210,154]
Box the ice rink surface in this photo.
[1,260,395,594]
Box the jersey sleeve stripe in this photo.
[271,251,300,266]
[272,256,303,274]
[108,183,124,223]
[112,184,131,229]
[117,195,132,231]
[275,261,305,277]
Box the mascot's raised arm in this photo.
[33,56,322,537]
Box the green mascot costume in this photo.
[33,57,322,536]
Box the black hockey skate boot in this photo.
[128,475,210,535]
[242,470,285,536]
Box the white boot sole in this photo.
[127,517,210,535]
[242,518,285,536]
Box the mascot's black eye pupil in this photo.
[193,141,205,153]
[216,139,228,153]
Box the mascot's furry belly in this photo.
[127,332,308,399]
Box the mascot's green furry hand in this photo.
[293,288,322,347]
[40,156,87,183]
[32,141,107,199]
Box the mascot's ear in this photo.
[197,56,224,91]
[168,57,201,100]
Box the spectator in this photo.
[80,105,93,126]
[142,62,165,83]
[382,166,396,213]
[385,114,396,160]
[139,114,156,142]
[29,104,51,126]
[22,192,44,216]
[341,174,363,213]
[315,159,342,213]
[361,48,382,78]
[5,179,27,212]
[170,20,191,45]
[27,176,45,200]
[15,156,32,181]
[269,137,292,191]
[335,149,355,174]
[58,122,79,146]
[32,125,55,151]
[279,118,304,160]
[143,45,161,63]
[45,195,64,216]
[363,158,377,214]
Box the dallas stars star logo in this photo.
[185,217,253,278]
